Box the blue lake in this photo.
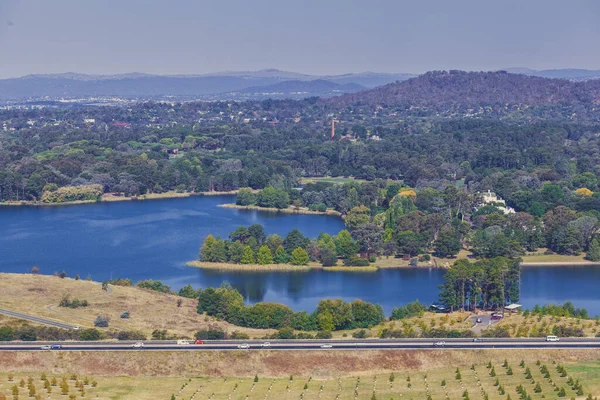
[1,196,599,315]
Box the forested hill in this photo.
[327,70,600,108]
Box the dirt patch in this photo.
[2,349,600,378]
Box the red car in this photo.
[194,340,205,345]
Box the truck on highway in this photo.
[177,340,190,345]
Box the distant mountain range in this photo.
[328,70,600,108]
[504,68,600,81]
[0,70,414,102]
[2,68,600,103]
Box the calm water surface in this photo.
[1,196,599,315]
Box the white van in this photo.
[177,340,190,345]
[545,335,560,342]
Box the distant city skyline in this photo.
[1,0,600,79]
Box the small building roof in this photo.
[504,304,522,310]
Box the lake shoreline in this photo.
[218,203,342,216]
[186,260,377,272]
[0,190,239,207]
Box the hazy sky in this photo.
[1,0,600,78]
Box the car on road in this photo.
[193,340,205,345]
[320,344,333,348]
[491,313,503,320]
[50,344,62,350]
[41,345,51,350]
[260,342,271,347]
[546,335,560,342]
[433,341,446,347]
[473,338,483,342]
[237,343,250,349]
[476,318,482,323]
[72,326,80,330]
[132,342,144,348]
[177,340,190,345]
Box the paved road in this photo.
[0,308,77,330]
[1,338,600,352]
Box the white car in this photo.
[320,344,333,349]
[41,345,51,350]
[546,335,560,342]
[72,326,80,331]
[260,342,271,347]
[237,343,250,349]
[132,342,144,348]
[177,340,190,345]
[433,341,446,347]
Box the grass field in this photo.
[1,354,598,399]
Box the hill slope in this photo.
[328,70,600,108]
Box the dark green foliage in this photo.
[136,280,172,294]
[235,188,256,206]
[117,331,147,340]
[178,284,198,299]
[390,301,427,320]
[0,326,14,341]
[342,256,370,266]
[79,329,103,341]
[93,315,109,327]
[586,238,600,261]
[257,187,290,209]
[59,295,89,308]
[195,329,226,340]
[530,302,589,319]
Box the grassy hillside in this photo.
[0,273,270,338]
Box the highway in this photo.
[0,308,77,330]
[2,338,600,351]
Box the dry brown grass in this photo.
[1,349,599,379]
[186,260,312,271]
[219,203,342,216]
[0,273,272,338]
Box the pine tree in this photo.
[274,245,290,264]
[585,238,600,261]
[240,245,255,264]
[256,246,274,265]
[290,247,310,266]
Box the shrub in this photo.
[120,311,130,319]
[229,331,250,340]
[136,280,172,294]
[42,184,103,203]
[59,295,89,309]
[195,329,226,340]
[116,331,146,341]
[108,278,133,286]
[93,315,109,327]
[352,329,368,338]
[315,331,332,339]
[79,329,103,341]
[273,327,296,339]
[343,256,370,266]
[390,301,427,320]
[0,326,14,341]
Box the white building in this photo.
[480,190,515,214]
